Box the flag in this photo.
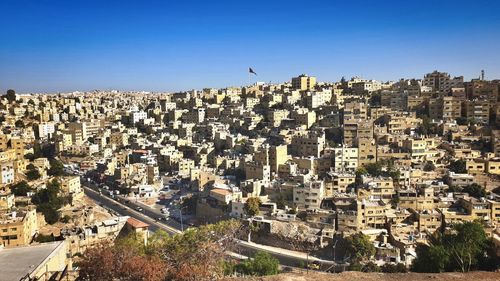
[249,67,257,75]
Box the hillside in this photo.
[231,271,500,281]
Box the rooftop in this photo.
[0,241,66,281]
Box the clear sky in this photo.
[1,0,500,93]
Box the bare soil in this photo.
[229,271,500,281]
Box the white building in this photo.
[333,146,358,172]
[37,122,55,140]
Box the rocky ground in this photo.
[229,271,500,281]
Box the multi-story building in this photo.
[293,179,324,210]
[398,187,434,211]
[292,74,316,91]
[423,71,464,93]
[465,100,490,124]
[0,208,38,247]
[0,161,15,186]
[332,146,358,172]
[290,131,325,158]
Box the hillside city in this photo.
[1,71,500,280]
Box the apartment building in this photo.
[292,74,316,91]
[290,131,325,158]
[465,100,490,124]
[423,71,464,93]
[398,187,434,211]
[332,146,358,172]
[0,208,38,247]
[293,180,324,210]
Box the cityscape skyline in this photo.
[1,0,500,93]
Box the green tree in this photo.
[48,159,64,176]
[5,89,16,103]
[10,181,32,196]
[381,263,408,273]
[462,183,487,198]
[345,233,375,262]
[364,163,383,177]
[181,194,198,214]
[423,161,436,171]
[412,243,450,273]
[26,169,41,180]
[416,115,438,136]
[449,159,467,173]
[412,221,490,273]
[32,179,65,224]
[245,197,261,216]
[456,117,468,126]
[235,251,279,276]
[15,119,25,128]
[444,221,488,272]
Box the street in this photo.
[82,182,335,269]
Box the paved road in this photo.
[83,183,335,268]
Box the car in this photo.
[136,207,143,212]
[307,261,320,270]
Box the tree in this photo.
[48,159,64,176]
[235,251,280,276]
[449,159,467,173]
[181,194,198,214]
[423,161,436,171]
[456,117,468,126]
[24,153,35,161]
[78,240,169,281]
[412,244,450,273]
[4,89,16,103]
[345,233,375,262]
[364,162,383,177]
[245,197,261,216]
[10,181,32,196]
[26,168,41,180]
[462,183,487,198]
[381,263,408,273]
[444,221,488,272]
[412,221,490,273]
[32,179,65,224]
[15,120,25,128]
[416,115,438,136]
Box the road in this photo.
[83,183,335,268]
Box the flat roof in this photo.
[0,241,65,281]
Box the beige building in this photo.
[0,189,14,211]
[465,100,490,124]
[293,180,324,210]
[398,187,434,211]
[292,74,316,91]
[290,131,325,157]
[0,207,38,247]
[61,176,83,200]
[0,240,69,281]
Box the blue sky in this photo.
[1,0,500,93]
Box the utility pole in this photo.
[180,208,183,232]
[306,252,309,274]
[332,239,338,273]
